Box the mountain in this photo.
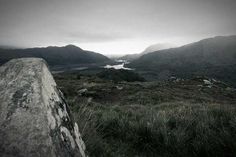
[0,45,111,66]
[118,53,140,61]
[142,43,175,54]
[119,43,175,61]
[0,45,21,49]
[128,35,236,85]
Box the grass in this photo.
[54,73,236,157]
[72,102,236,157]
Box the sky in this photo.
[0,0,236,55]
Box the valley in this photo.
[50,36,236,156]
[1,0,236,156]
[0,35,236,157]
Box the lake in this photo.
[104,60,133,70]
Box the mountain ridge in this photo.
[119,43,175,61]
[128,35,236,85]
[0,44,111,66]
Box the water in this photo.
[104,60,133,70]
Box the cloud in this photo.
[0,0,236,54]
[63,31,132,43]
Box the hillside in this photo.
[97,69,145,82]
[54,72,236,157]
[129,36,236,85]
[0,45,111,66]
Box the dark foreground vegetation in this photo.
[97,69,145,82]
[54,72,236,157]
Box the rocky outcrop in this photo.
[0,58,86,157]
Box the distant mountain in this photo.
[0,45,21,49]
[142,43,175,54]
[0,45,111,66]
[119,43,175,61]
[128,35,236,86]
[118,53,140,61]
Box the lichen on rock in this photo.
[0,58,86,157]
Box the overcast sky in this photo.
[0,0,236,55]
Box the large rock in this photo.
[0,58,86,157]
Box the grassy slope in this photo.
[54,73,236,157]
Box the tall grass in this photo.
[72,101,236,157]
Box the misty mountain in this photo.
[0,45,21,49]
[0,45,111,66]
[118,53,140,61]
[119,43,175,61]
[128,35,236,85]
[142,43,175,54]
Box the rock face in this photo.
[0,58,86,157]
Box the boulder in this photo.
[0,58,86,157]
